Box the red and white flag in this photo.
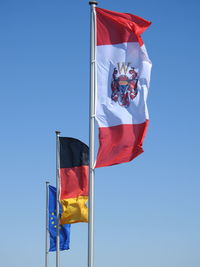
[95,8,152,168]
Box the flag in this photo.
[48,185,71,251]
[95,8,152,168]
[59,137,89,224]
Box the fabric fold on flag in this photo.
[59,137,89,224]
[48,185,70,251]
[95,7,152,168]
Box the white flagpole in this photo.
[88,2,97,267]
[55,131,61,267]
[45,181,50,267]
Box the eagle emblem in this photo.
[111,63,138,108]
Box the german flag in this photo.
[59,137,89,224]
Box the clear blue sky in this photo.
[0,0,200,267]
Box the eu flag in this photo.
[48,185,71,251]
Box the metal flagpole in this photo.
[45,181,50,267]
[55,131,61,267]
[88,2,97,267]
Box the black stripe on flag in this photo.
[59,137,89,168]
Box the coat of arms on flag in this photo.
[111,62,138,108]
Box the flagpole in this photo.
[45,181,50,267]
[88,2,97,267]
[55,131,61,267]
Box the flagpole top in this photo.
[89,1,98,5]
[55,130,61,136]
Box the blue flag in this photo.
[48,185,71,251]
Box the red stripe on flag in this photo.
[95,121,148,168]
[96,8,151,46]
[60,166,88,199]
